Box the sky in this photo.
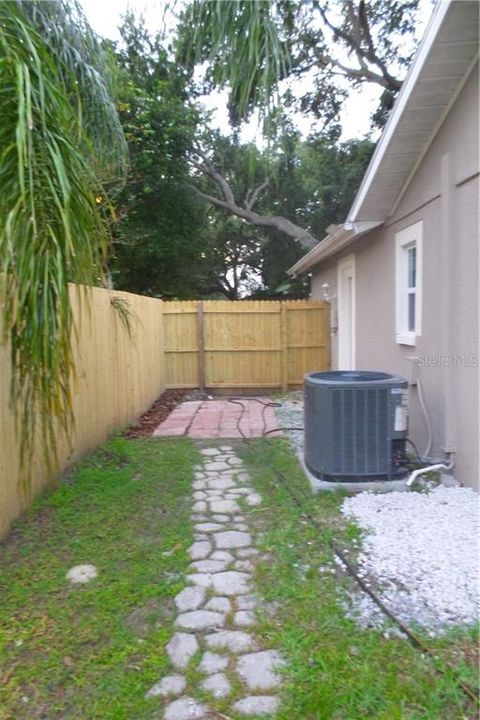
[80,0,433,142]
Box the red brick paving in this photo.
[152,398,283,439]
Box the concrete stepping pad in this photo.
[233,695,280,715]
[188,541,212,560]
[175,610,226,631]
[205,630,257,653]
[201,672,231,698]
[234,610,256,627]
[145,674,186,698]
[236,650,284,691]
[205,596,232,613]
[213,531,252,549]
[164,697,210,720]
[189,559,229,574]
[175,586,206,612]
[211,571,251,596]
[198,651,229,674]
[195,522,225,533]
[167,633,199,669]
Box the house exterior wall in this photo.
[311,62,479,489]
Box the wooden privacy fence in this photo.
[163,300,330,391]
[0,285,166,539]
[1,292,329,538]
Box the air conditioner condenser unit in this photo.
[304,370,409,482]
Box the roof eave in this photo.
[288,221,383,277]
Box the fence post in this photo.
[197,301,205,391]
[280,303,288,393]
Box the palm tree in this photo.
[0,1,127,466]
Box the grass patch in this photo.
[240,438,479,720]
[0,437,198,720]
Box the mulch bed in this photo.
[124,388,207,438]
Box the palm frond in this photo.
[0,1,126,474]
[181,0,289,124]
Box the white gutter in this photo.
[288,221,382,277]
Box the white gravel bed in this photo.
[341,485,480,634]
[274,392,304,453]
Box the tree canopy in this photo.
[178,0,420,128]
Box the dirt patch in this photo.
[124,388,207,438]
[124,597,175,637]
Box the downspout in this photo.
[440,152,457,454]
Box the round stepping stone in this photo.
[209,499,239,514]
[233,515,246,522]
[234,610,256,627]
[232,523,249,532]
[210,550,234,562]
[193,490,207,500]
[245,493,262,507]
[228,457,243,466]
[233,696,280,716]
[166,633,199,669]
[145,674,186,698]
[201,672,231,698]
[195,523,225,533]
[189,559,229,574]
[193,481,206,490]
[236,650,284,691]
[66,564,97,584]
[201,448,220,456]
[164,696,209,720]
[205,596,232,613]
[175,610,225,631]
[214,531,252,549]
[233,487,252,495]
[205,630,257,653]
[220,445,233,451]
[198,651,229,674]
[212,514,230,523]
[188,541,212,560]
[211,571,251,596]
[175,586,206,612]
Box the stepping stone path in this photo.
[147,446,284,718]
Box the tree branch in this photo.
[245,177,270,211]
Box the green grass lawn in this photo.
[239,439,479,720]
[0,437,198,720]
[0,435,477,719]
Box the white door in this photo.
[337,255,356,370]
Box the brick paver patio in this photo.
[153,398,282,439]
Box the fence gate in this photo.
[163,300,330,392]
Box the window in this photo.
[395,222,422,345]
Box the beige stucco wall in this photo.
[311,63,479,489]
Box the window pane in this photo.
[408,292,416,332]
[408,246,416,288]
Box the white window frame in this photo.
[395,221,423,346]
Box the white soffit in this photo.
[349,0,479,223]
